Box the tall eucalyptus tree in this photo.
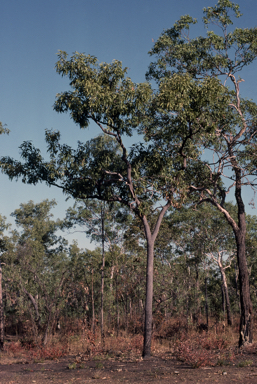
[145,0,257,346]
[0,61,192,357]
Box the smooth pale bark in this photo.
[218,261,233,327]
[142,202,171,358]
[142,239,154,358]
[208,251,233,327]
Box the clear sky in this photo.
[1,0,257,248]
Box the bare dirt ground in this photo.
[1,347,257,384]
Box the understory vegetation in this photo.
[1,198,257,367]
[1,315,253,369]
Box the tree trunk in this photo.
[186,265,191,330]
[101,203,105,346]
[125,292,128,333]
[142,239,154,358]
[42,315,51,346]
[116,274,119,337]
[22,286,41,332]
[91,269,95,336]
[205,277,209,329]
[216,165,253,345]
[235,259,240,302]
[42,307,59,345]
[220,268,233,326]
[194,264,201,324]
[42,306,54,346]
[236,229,252,346]
[141,203,171,358]
[234,170,253,346]
[221,280,225,320]
[27,304,39,340]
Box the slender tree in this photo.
[207,250,234,326]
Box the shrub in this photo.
[175,333,232,368]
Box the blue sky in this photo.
[1,0,257,248]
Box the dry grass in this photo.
[0,330,145,364]
[152,317,243,368]
[0,316,251,368]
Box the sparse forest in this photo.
[1,1,257,378]
[1,198,257,371]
